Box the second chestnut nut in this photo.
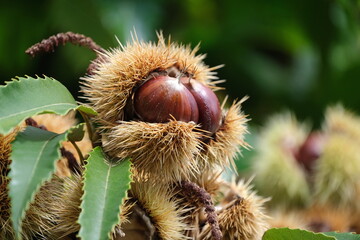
[134,74,222,135]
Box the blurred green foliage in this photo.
[1,0,360,126]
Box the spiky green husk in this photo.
[316,105,360,208]
[0,131,16,205]
[201,179,269,240]
[191,169,223,199]
[252,112,310,208]
[1,177,62,240]
[82,32,220,126]
[323,105,360,141]
[312,105,360,214]
[256,112,308,150]
[46,174,132,239]
[82,33,248,182]
[2,32,257,239]
[131,180,191,240]
[103,120,203,182]
[313,133,360,210]
[1,130,18,239]
[199,100,248,172]
[255,148,311,207]
[103,100,248,183]
[45,174,82,239]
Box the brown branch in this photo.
[133,204,157,239]
[86,55,104,75]
[70,141,85,166]
[25,32,104,57]
[180,180,222,240]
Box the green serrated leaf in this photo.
[0,76,77,135]
[9,126,67,238]
[262,228,336,240]
[67,123,85,142]
[78,147,132,240]
[324,232,360,240]
[77,105,98,116]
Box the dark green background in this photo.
[1,0,360,126]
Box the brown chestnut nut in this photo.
[295,131,325,172]
[181,78,222,134]
[134,75,199,123]
[134,74,221,135]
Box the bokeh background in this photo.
[1,0,360,128]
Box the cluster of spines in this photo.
[1,31,267,240]
[82,32,249,183]
[252,112,310,207]
[201,179,269,240]
[253,106,360,233]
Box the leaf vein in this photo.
[18,134,60,218]
[0,103,77,120]
[98,164,112,239]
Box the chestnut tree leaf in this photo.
[262,228,336,240]
[76,105,98,116]
[0,76,97,135]
[9,126,67,238]
[78,147,132,240]
[324,232,360,240]
[67,123,85,142]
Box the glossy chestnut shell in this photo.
[134,74,221,134]
[134,75,199,123]
[295,131,325,172]
[181,78,222,134]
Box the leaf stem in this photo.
[133,204,156,239]
[79,111,94,147]
[70,141,85,166]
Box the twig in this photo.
[79,111,95,148]
[180,180,222,240]
[70,141,85,166]
[87,55,105,75]
[25,32,104,57]
[25,32,106,75]
[133,204,156,240]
